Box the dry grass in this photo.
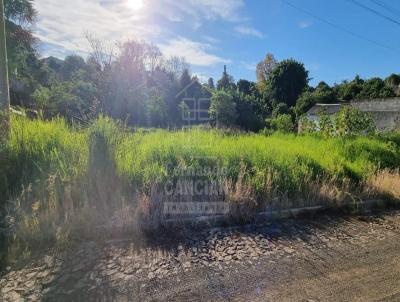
[224,164,257,222]
[366,169,400,200]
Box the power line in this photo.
[369,0,400,18]
[280,0,399,52]
[346,0,400,28]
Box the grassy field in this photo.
[0,116,399,263]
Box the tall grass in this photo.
[0,116,399,264]
[0,116,88,200]
[116,128,399,193]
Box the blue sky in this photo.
[34,0,400,86]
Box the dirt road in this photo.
[2,210,400,301]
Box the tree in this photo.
[357,77,394,99]
[217,65,235,91]
[0,0,10,139]
[60,55,86,81]
[147,87,167,127]
[295,82,338,117]
[272,102,290,117]
[179,68,191,92]
[314,81,337,103]
[32,80,98,122]
[335,75,364,101]
[385,74,400,96]
[237,79,252,95]
[295,89,316,117]
[233,92,264,131]
[4,0,37,70]
[209,90,237,127]
[264,59,308,108]
[207,77,214,89]
[256,53,277,93]
[164,56,189,79]
[268,114,294,133]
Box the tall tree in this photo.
[4,0,37,106]
[357,77,395,99]
[264,59,308,108]
[237,79,252,95]
[385,74,400,96]
[209,90,237,127]
[217,65,235,91]
[256,53,277,93]
[0,0,10,139]
[179,68,191,92]
[207,77,214,89]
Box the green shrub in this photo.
[301,106,376,137]
[334,106,376,137]
[267,114,294,133]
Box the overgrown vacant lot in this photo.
[0,116,399,262]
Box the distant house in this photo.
[300,98,400,132]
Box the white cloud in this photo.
[33,0,247,58]
[34,0,163,57]
[190,0,245,21]
[159,37,230,66]
[234,25,265,38]
[298,20,312,29]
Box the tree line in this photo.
[5,0,400,131]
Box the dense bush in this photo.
[301,107,376,137]
[209,91,238,127]
[266,114,294,133]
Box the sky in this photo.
[34,0,400,86]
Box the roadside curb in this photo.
[161,199,391,229]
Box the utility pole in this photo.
[0,0,9,141]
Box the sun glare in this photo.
[127,0,144,10]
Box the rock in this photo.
[25,280,35,289]
[283,247,294,254]
[124,266,135,275]
[8,291,22,301]
[1,286,14,294]
[37,270,51,279]
[14,287,28,293]
[226,248,235,255]
[26,272,37,280]
[105,269,118,276]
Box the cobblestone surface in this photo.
[1,210,400,301]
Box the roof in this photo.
[306,103,342,116]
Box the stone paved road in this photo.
[1,210,400,301]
